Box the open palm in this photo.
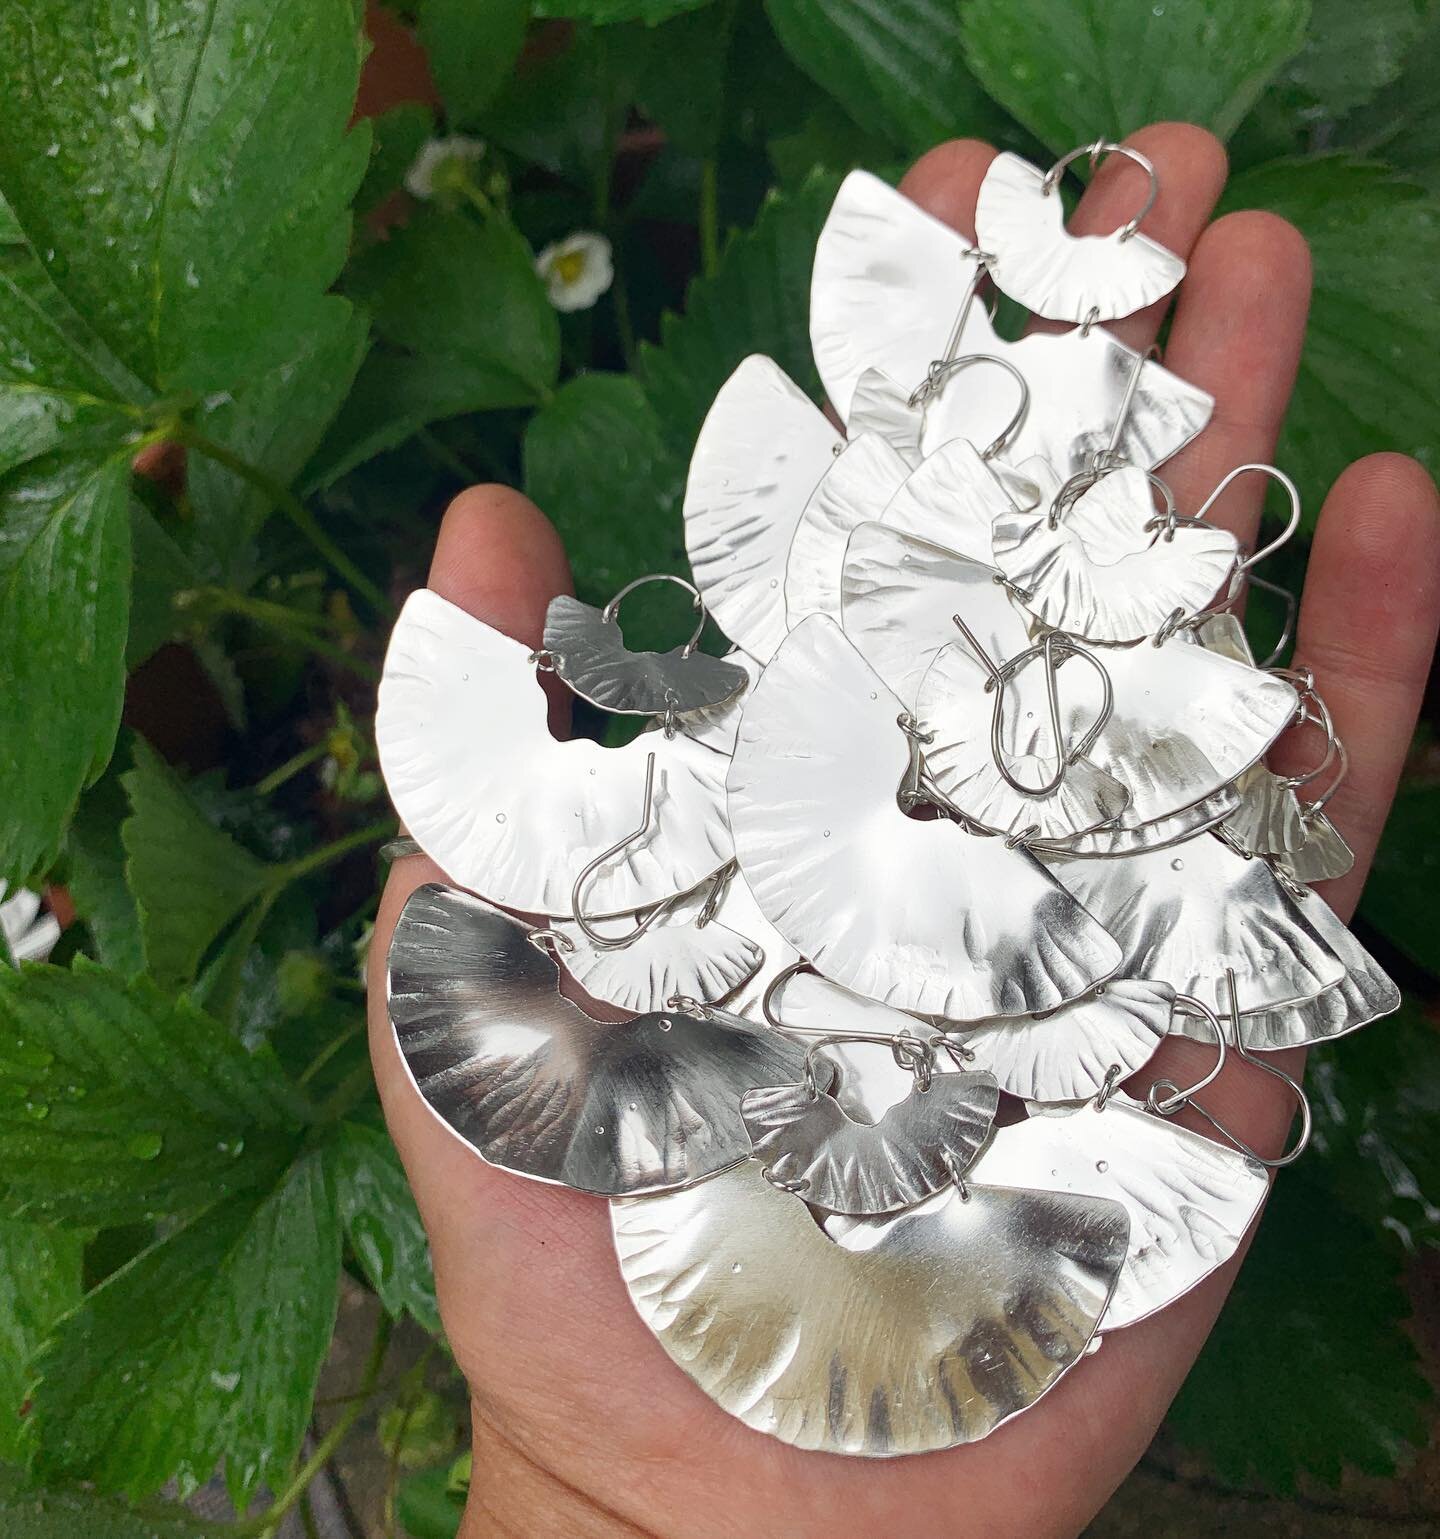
[367,123,1440,1538]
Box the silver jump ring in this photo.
[1041,140,1160,241]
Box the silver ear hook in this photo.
[957,619,1115,800]
[908,353,1030,459]
[1094,344,1160,471]
[1146,994,1229,1115]
[1246,570,1298,667]
[603,572,706,658]
[1303,735,1349,818]
[1041,140,1161,240]
[1190,465,1302,576]
[569,752,667,950]
[1276,689,1340,793]
[1149,972,1312,1168]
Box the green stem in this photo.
[255,741,329,797]
[417,426,481,485]
[192,588,379,682]
[298,1019,365,1087]
[244,1314,393,1539]
[460,179,498,222]
[699,158,720,279]
[277,818,394,886]
[314,1055,377,1126]
[176,424,392,618]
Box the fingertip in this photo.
[1204,207,1312,296]
[427,483,574,649]
[899,137,998,240]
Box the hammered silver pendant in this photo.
[1050,835,1348,1011]
[682,355,842,662]
[849,367,924,466]
[879,436,1018,563]
[1275,811,1356,884]
[726,615,1122,1018]
[785,433,910,627]
[613,1163,1129,1456]
[741,1065,1000,1215]
[970,1095,1269,1330]
[973,151,1185,324]
[542,594,748,715]
[1039,782,1243,860]
[992,466,1238,644]
[376,590,733,915]
[809,171,1212,474]
[386,884,805,1196]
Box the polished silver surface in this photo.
[992,466,1238,643]
[727,615,1122,1019]
[952,980,1174,1102]
[551,879,763,1014]
[675,649,762,756]
[849,367,923,467]
[785,433,910,627]
[971,1094,1269,1330]
[682,355,841,661]
[1051,835,1348,1011]
[542,594,748,716]
[387,884,805,1196]
[917,635,1131,840]
[376,590,733,915]
[1276,811,1356,884]
[742,1068,1000,1214]
[841,526,1024,709]
[974,152,1185,323]
[1074,637,1299,825]
[1038,783,1241,859]
[809,173,1212,473]
[880,436,1018,564]
[1169,894,1398,1050]
[613,1163,1129,1455]
[1224,767,1305,856]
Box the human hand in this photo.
[367,122,1440,1538]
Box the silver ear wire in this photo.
[1041,140,1161,240]
[569,752,666,950]
[908,352,1030,459]
[1147,971,1312,1169]
[1191,464,1302,576]
[602,572,707,658]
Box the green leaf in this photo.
[1337,4,1440,194]
[524,374,686,651]
[346,210,559,405]
[0,450,132,886]
[1309,994,1440,1255]
[0,0,369,395]
[32,1150,341,1506]
[635,2,739,158]
[1220,158,1440,520]
[535,0,714,17]
[0,195,21,244]
[0,1464,214,1539]
[765,0,1003,155]
[1282,0,1432,116]
[185,298,369,584]
[327,1121,440,1333]
[356,104,437,219]
[1168,1164,1430,1488]
[961,0,1311,151]
[63,755,144,976]
[0,249,146,482]
[396,1464,464,1539]
[0,1221,83,1462]
[126,495,196,670]
[0,959,305,1227]
[638,173,837,459]
[121,739,271,992]
[1360,785,1440,972]
[420,0,532,128]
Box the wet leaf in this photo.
[121,739,271,993]
[0,959,304,1227]
[961,0,1310,151]
[0,0,368,394]
[0,451,132,886]
[31,1151,340,1507]
[327,1121,439,1333]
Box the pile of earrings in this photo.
[377,141,1396,1456]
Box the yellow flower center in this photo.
[554,250,588,286]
